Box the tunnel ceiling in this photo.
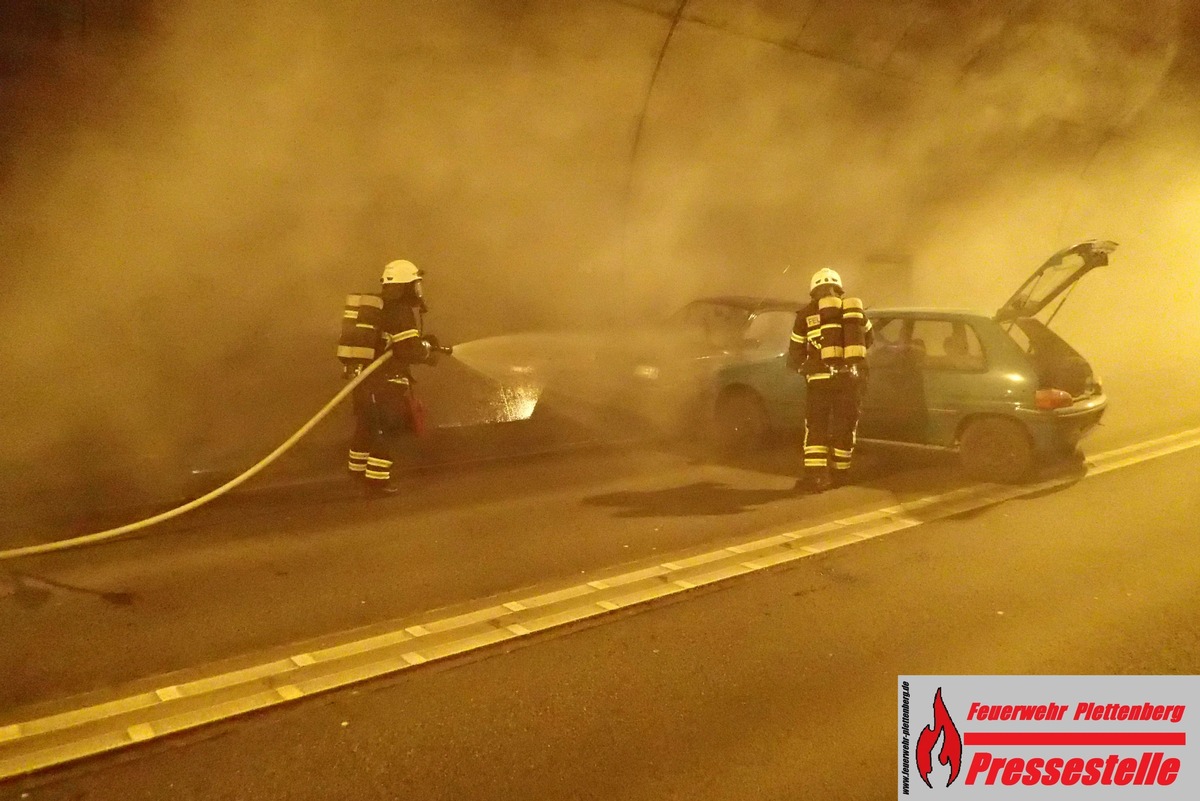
[1,0,1194,315]
[1,0,1199,472]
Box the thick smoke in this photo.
[1,0,1197,520]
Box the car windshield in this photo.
[743,310,797,352]
[669,302,753,348]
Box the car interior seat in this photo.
[908,337,927,366]
[942,331,976,370]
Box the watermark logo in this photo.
[916,687,962,789]
[898,676,1196,799]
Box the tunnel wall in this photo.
[1,0,1198,509]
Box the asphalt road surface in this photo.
[1,415,1198,800]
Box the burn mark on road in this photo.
[0,572,136,610]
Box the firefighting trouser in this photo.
[802,370,863,478]
[348,375,415,485]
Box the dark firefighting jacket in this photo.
[338,294,427,382]
[375,299,428,382]
[787,295,874,378]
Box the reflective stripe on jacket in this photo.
[788,296,873,377]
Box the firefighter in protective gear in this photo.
[787,267,873,493]
[340,259,446,496]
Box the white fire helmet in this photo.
[810,267,843,294]
[381,259,422,285]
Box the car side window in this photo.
[1004,321,1032,354]
[866,317,911,368]
[910,320,986,372]
[869,317,903,347]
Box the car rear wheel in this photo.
[712,388,769,453]
[958,417,1033,483]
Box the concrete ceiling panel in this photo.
[791,0,924,72]
[682,0,821,44]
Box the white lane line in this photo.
[661,550,728,570]
[1091,436,1200,475]
[420,605,510,635]
[0,731,131,782]
[602,565,672,588]
[275,686,303,702]
[309,630,411,663]
[154,687,182,703]
[804,533,871,553]
[420,629,512,661]
[521,606,595,631]
[684,562,757,586]
[837,509,893,526]
[745,550,798,570]
[791,520,856,538]
[606,582,677,606]
[855,520,918,541]
[173,659,296,699]
[125,724,154,743]
[738,534,799,552]
[15,693,160,739]
[520,584,594,609]
[1,427,1198,782]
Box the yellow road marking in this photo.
[1,427,1198,781]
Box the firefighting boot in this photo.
[362,477,400,498]
[794,470,832,494]
[362,454,399,497]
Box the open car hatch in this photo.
[994,240,1118,323]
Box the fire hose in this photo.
[0,348,440,562]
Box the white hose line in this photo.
[0,352,395,562]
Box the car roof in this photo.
[691,298,998,320]
[689,296,803,312]
[868,307,994,321]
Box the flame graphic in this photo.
[916,687,963,788]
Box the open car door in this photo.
[994,240,1117,323]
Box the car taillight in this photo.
[1035,388,1074,410]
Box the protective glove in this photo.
[342,362,364,380]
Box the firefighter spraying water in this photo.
[338,259,454,497]
[0,267,455,558]
[0,262,507,557]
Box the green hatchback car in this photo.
[610,241,1113,483]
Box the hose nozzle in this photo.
[423,334,453,357]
